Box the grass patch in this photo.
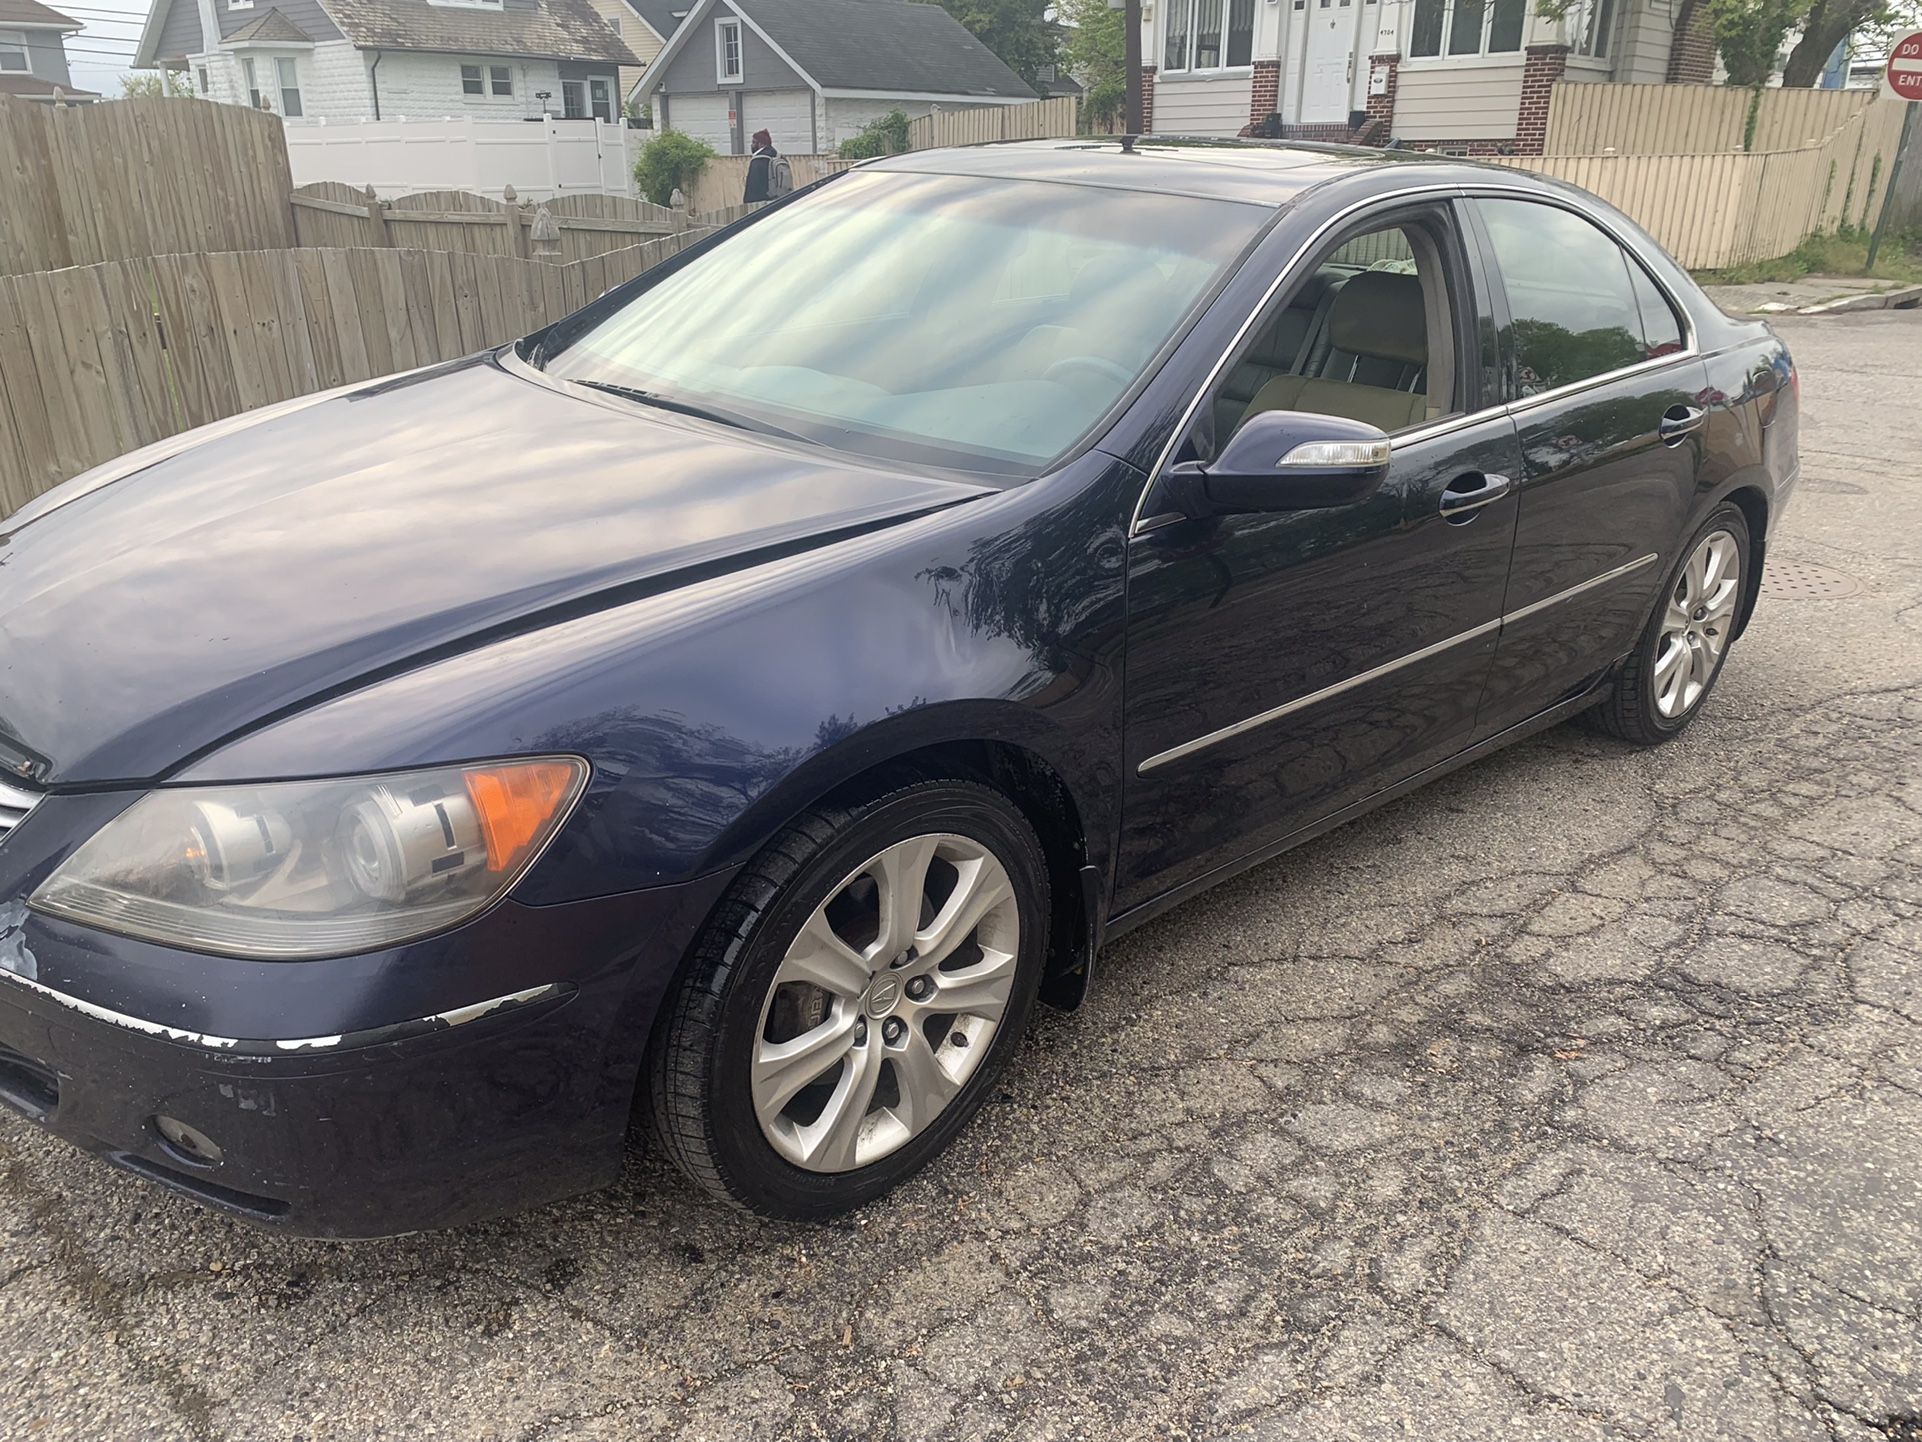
[1696,228,1922,287]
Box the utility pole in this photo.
[1123,0,1143,135]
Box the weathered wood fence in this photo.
[0,231,709,517]
[0,94,293,276]
[905,96,1079,152]
[1499,97,1909,270]
[290,182,684,263]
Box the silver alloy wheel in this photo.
[1654,529,1742,720]
[750,832,1020,1173]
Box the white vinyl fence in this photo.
[285,116,634,200]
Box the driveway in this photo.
[3,312,1918,1442]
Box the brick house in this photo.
[1139,0,1716,156]
[133,0,641,123]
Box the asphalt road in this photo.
[3,312,1919,1442]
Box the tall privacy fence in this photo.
[906,96,1079,151]
[1542,83,1884,157]
[1502,88,1911,269]
[0,231,709,517]
[286,115,632,200]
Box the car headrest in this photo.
[1327,271,1428,368]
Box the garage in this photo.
[660,92,734,153]
[740,89,815,155]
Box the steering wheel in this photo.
[1043,354,1133,389]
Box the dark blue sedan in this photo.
[0,140,1797,1234]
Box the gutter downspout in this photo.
[369,48,383,120]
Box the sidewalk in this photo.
[1703,273,1922,315]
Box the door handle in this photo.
[1439,471,1511,523]
[1660,404,1706,445]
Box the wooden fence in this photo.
[684,153,856,214]
[0,95,294,276]
[905,96,1079,152]
[290,182,682,262]
[0,231,709,517]
[1543,82,1879,157]
[1500,98,1909,269]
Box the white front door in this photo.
[1296,0,1355,124]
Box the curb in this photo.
[1755,284,1922,316]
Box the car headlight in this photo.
[30,758,587,959]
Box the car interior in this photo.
[1211,223,1458,451]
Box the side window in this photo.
[1627,261,1684,359]
[1211,218,1460,446]
[1478,199,1647,397]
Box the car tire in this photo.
[647,779,1049,1218]
[1584,502,1751,746]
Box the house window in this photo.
[276,55,302,116]
[228,0,254,9]
[491,64,512,95]
[1162,0,1254,72]
[242,56,262,108]
[562,79,586,118]
[0,30,28,73]
[1565,0,1615,55]
[589,76,613,121]
[461,62,484,94]
[427,0,503,8]
[716,18,743,82]
[195,65,209,93]
[1408,0,1525,57]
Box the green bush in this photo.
[634,129,716,206]
[837,109,911,160]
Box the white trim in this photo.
[224,35,315,49]
[714,14,741,82]
[631,0,825,102]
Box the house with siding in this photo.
[1139,0,1716,155]
[0,0,96,103]
[632,0,1034,156]
[581,0,679,111]
[133,0,640,123]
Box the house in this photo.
[133,0,641,123]
[0,0,97,103]
[632,0,1035,156]
[1139,0,1719,155]
[582,0,680,110]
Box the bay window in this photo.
[1408,0,1525,57]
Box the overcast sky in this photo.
[54,0,151,97]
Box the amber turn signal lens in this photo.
[464,760,584,873]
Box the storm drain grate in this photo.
[1761,559,1862,600]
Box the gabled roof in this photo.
[322,0,641,64]
[619,0,684,44]
[224,8,314,45]
[638,0,1035,101]
[0,0,82,30]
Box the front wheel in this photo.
[648,780,1048,1218]
[1585,503,1750,745]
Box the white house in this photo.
[632,0,1036,157]
[133,0,642,123]
[0,0,97,103]
[1141,0,1719,154]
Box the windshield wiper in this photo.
[572,380,804,443]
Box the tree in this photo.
[119,70,195,99]
[1781,0,1919,85]
[1057,0,1126,130]
[920,0,1054,94]
[633,129,715,206]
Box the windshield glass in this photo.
[541,170,1269,473]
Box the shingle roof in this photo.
[744,0,1034,99]
[0,73,97,96]
[620,0,684,43]
[0,0,81,29]
[224,7,314,44]
[322,0,642,65]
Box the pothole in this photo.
[1761,559,1863,599]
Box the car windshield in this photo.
[539,170,1269,473]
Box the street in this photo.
[2,309,1918,1441]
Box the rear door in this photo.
[1465,194,1711,739]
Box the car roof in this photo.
[862,137,1505,208]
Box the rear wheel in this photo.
[1586,503,1749,745]
[648,780,1048,1218]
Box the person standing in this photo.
[743,129,793,204]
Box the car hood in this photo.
[0,353,993,785]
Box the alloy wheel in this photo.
[749,832,1020,1173]
[1653,529,1742,720]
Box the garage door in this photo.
[741,89,814,156]
[662,92,734,153]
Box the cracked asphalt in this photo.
[3,311,1920,1442]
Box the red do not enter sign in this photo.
[1890,32,1922,101]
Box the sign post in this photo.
[1867,31,1922,271]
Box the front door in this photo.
[1116,203,1522,912]
[1466,195,1711,739]
[1297,0,1355,122]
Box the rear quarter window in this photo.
[1480,198,1651,396]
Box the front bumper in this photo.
[0,870,734,1238]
